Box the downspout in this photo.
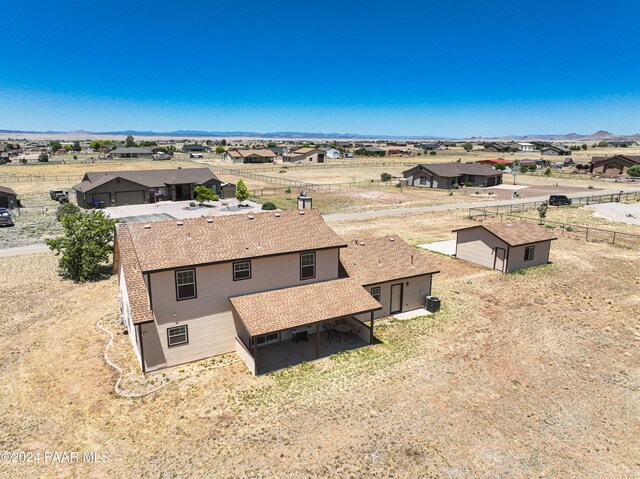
[137,324,146,373]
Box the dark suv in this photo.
[0,208,14,226]
[549,195,572,206]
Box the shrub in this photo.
[194,185,218,204]
[56,202,80,221]
[38,152,49,162]
[628,164,640,178]
[279,169,287,173]
[261,201,277,210]
[528,164,537,171]
[429,150,436,155]
[520,166,529,174]
[380,172,392,182]
[452,183,460,189]
[189,201,196,207]
[463,181,474,187]
[544,167,552,176]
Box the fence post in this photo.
[585,228,589,241]
[612,232,616,245]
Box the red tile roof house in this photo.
[453,221,557,273]
[114,210,438,375]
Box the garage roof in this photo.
[453,221,558,247]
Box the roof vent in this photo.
[388,237,395,242]
[206,218,214,224]
[359,240,366,246]
[247,214,255,220]
[506,223,513,227]
[274,212,281,217]
[143,224,151,229]
[176,221,183,226]
[298,210,305,215]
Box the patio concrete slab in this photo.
[393,308,432,320]
[257,334,369,374]
[417,239,457,256]
[116,213,175,224]
[103,199,263,222]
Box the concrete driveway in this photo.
[104,199,263,222]
[417,239,457,256]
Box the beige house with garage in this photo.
[114,210,438,375]
[453,221,557,273]
[282,148,326,163]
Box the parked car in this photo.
[49,189,64,200]
[549,195,572,206]
[0,208,14,226]
[56,193,69,204]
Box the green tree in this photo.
[72,140,82,152]
[494,163,507,170]
[380,172,392,182]
[236,179,249,206]
[138,140,157,147]
[193,185,218,204]
[90,140,101,151]
[284,186,292,199]
[581,144,588,150]
[544,167,552,176]
[46,211,116,282]
[215,146,225,154]
[267,142,277,148]
[50,140,62,151]
[597,140,608,147]
[220,139,227,146]
[628,165,640,178]
[125,135,136,147]
[537,201,548,225]
[528,164,537,172]
[38,152,49,162]
[462,142,473,152]
[520,165,529,174]
[56,202,80,221]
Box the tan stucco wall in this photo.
[455,228,509,271]
[355,274,433,320]
[506,241,552,273]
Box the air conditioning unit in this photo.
[425,295,441,313]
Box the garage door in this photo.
[91,193,111,205]
[0,197,8,208]
[115,191,146,206]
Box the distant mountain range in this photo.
[0,128,638,141]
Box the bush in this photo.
[189,201,196,207]
[261,201,277,210]
[628,164,640,178]
[528,165,537,171]
[429,150,436,155]
[38,152,49,162]
[520,166,529,174]
[544,167,552,176]
[194,185,218,204]
[56,202,80,221]
[380,172,392,182]
[463,181,474,187]
[452,183,460,189]
[279,169,287,173]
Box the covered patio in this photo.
[230,278,382,375]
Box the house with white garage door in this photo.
[453,221,557,273]
[73,168,231,208]
[114,209,439,375]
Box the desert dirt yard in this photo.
[1,208,639,478]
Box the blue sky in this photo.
[1,0,639,137]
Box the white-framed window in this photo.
[524,245,535,261]
[250,333,280,347]
[300,252,316,280]
[233,261,251,281]
[419,176,427,185]
[167,325,188,347]
[371,286,381,302]
[175,269,196,300]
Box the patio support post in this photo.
[316,323,320,359]
[370,311,374,344]
[253,339,258,375]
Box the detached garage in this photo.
[453,221,557,273]
[0,186,19,209]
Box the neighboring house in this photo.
[608,140,637,148]
[590,155,640,177]
[110,147,155,160]
[531,141,553,149]
[402,163,503,189]
[484,143,514,153]
[0,186,19,209]
[224,149,276,164]
[324,148,341,159]
[283,148,326,163]
[270,146,289,157]
[181,144,211,153]
[73,168,232,207]
[438,140,457,148]
[517,142,535,152]
[416,142,438,151]
[477,158,512,166]
[453,221,557,273]
[99,145,113,153]
[354,147,386,157]
[114,210,438,375]
[517,159,540,168]
[541,145,571,156]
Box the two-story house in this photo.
[114,210,438,375]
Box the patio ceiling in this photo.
[229,278,382,337]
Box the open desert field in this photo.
[1,207,639,478]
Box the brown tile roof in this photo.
[0,185,17,195]
[229,278,381,337]
[73,168,219,193]
[115,225,155,324]
[227,149,276,158]
[123,209,347,272]
[453,221,558,247]
[340,236,439,286]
